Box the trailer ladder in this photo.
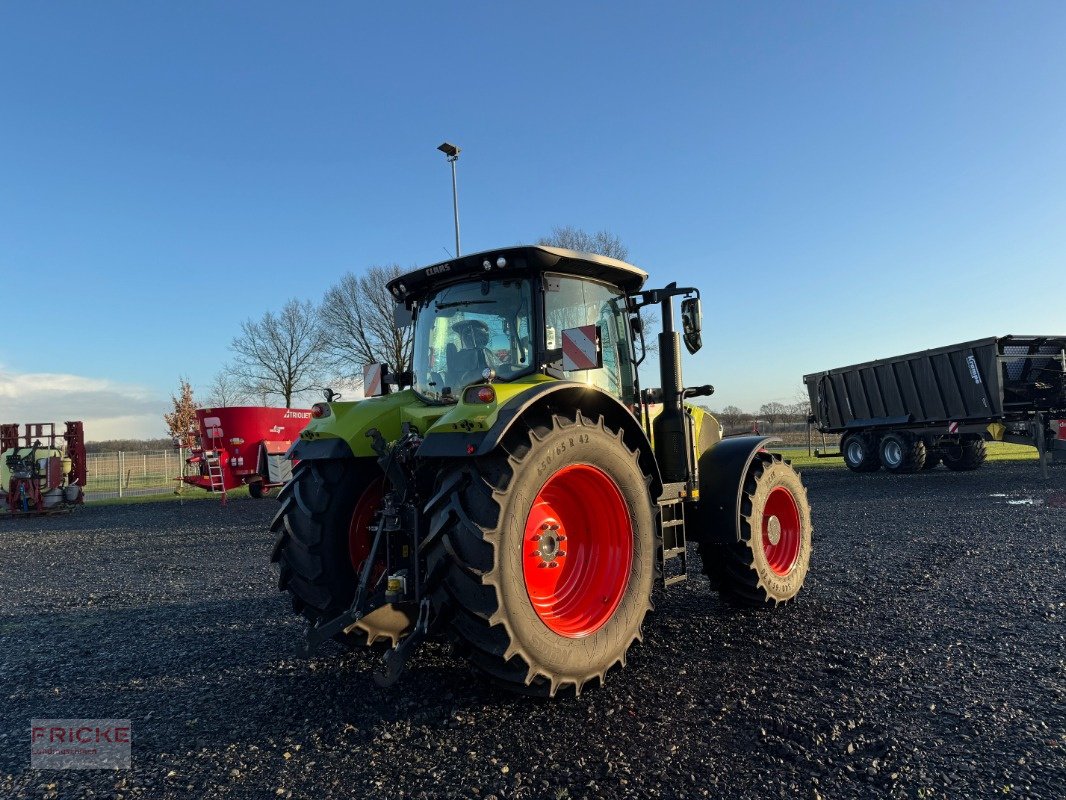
[204,427,228,505]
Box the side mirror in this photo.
[393,302,413,328]
[680,297,702,355]
[561,325,602,371]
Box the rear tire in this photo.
[698,454,813,607]
[879,432,926,474]
[270,458,383,647]
[425,411,655,696]
[841,433,880,472]
[942,436,986,471]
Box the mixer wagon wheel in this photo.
[699,453,812,607]
[879,432,927,474]
[840,433,881,472]
[424,410,656,697]
[270,458,386,648]
[248,480,271,499]
[941,436,987,471]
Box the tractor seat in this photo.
[446,343,494,387]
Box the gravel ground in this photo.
[1,462,1064,799]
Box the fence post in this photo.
[118,451,124,498]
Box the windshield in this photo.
[411,278,533,402]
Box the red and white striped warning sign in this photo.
[363,363,384,397]
[562,325,602,371]
[948,421,959,434]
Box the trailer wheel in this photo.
[841,433,880,472]
[922,449,941,470]
[879,432,926,474]
[941,436,986,471]
[699,454,812,607]
[248,480,271,499]
[270,458,384,648]
[425,411,655,696]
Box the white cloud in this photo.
[0,367,167,441]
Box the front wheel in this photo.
[698,454,813,607]
[425,411,656,696]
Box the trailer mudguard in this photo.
[417,381,664,496]
[696,435,779,543]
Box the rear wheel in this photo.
[270,458,387,647]
[425,411,655,696]
[942,436,986,471]
[879,432,926,474]
[698,454,812,607]
[841,433,880,472]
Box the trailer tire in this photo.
[942,436,986,471]
[841,433,880,472]
[699,453,812,607]
[270,458,383,648]
[424,410,655,697]
[879,432,926,474]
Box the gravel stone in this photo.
[0,463,1064,798]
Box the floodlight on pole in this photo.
[437,141,461,257]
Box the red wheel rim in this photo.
[762,486,801,576]
[348,477,385,578]
[522,464,632,638]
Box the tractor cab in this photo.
[388,246,647,409]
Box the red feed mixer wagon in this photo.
[180,406,312,499]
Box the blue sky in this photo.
[2,2,1064,438]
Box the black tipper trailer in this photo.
[803,335,1066,476]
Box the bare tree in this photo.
[539,225,628,260]
[206,367,249,408]
[717,405,749,433]
[230,299,328,408]
[163,377,199,446]
[319,265,414,381]
[759,402,788,430]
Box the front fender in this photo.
[697,435,779,543]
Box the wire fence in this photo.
[84,450,190,501]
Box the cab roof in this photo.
[386,245,648,303]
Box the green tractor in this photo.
[271,245,812,696]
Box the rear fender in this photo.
[697,435,779,543]
[418,381,663,497]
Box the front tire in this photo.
[425,411,656,696]
[698,454,813,607]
